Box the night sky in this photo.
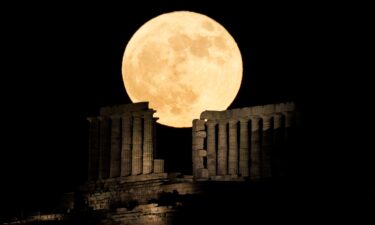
[1,1,373,221]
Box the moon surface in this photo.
[122,11,242,127]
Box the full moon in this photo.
[122,11,242,127]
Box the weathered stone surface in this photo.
[143,110,155,174]
[197,149,207,157]
[192,119,205,131]
[132,114,143,175]
[195,131,207,138]
[206,121,216,176]
[228,120,238,175]
[196,168,209,179]
[110,116,122,178]
[217,120,228,175]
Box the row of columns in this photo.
[193,112,295,180]
[87,109,164,181]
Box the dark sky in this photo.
[1,1,372,220]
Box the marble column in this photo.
[206,120,217,176]
[250,116,261,180]
[109,116,121,178]
[261,115,273,179]
[228,119,238,175]
[142,110,155,174]
[192,119,205,177]
[121,114,132,176]
[217,120,228,175]
[99,116,110,179]
[87,117,100,181]
[131,112,143,175]
[239,118,249,177]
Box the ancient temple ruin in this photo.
[192,102,296,181]
[86,102,164,182]
[3,101,299,225]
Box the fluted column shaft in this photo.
[250,117,261,180]
[142,111,154,174]
[218,120,228,175]
[261,115,273,178]
[87,118,100,180]
[228,120,238,175]
[131,113,142,175]
[99,116,110,179]
[121,114,132,176]
[109,116,121,178]
[206,121,217,176]
[239,118,249,177]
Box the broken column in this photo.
[131,112,143,175]
[250,116,261,180]
[142,110,155,174]
[228,119,238,175]
[217,120,228,175]
[121,114,132,177]
[192,119,207,179]
[239,118,249,177]
[109,116,121,178]
[206,120,217,176]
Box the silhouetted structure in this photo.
[3,102,298,225]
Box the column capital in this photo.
[206,120,217,126]
[132,111,143,118]
[143,109,156,118]
[109,115,121,119]
[260,114,272,121]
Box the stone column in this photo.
[121,114,132,176]
[109,116,121,178]
[217,120,228,175]
[261,115,273,179]
[239,118,249,177]
[131,112,143,175]
[142,110,155,174]
[206,120,217,176]
[87,117,100,181]
[192,119,205,177]
[228,119,238,175]
[99,116,110,179]
[250,116,261,180]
